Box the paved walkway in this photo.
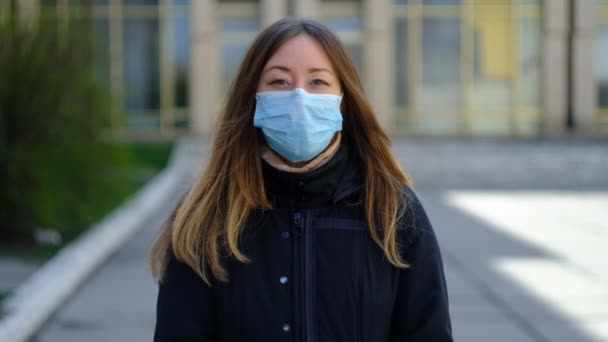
[0,259,39,302]
[31,138,608,342]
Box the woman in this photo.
[151,17,452,342]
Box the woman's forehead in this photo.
[264,34,336,72]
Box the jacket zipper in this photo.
[294,211,315,342]
[304,211,315,342]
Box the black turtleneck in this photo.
[261,142,351,210]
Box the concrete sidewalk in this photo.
[31,137,608,342]
[424,189,608,341]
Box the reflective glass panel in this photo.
[324,16,363,74]
[419,18,461,107]
[222,43,249,92]
[221,17,259,32]
[470,2,512,110]
[220,16,258,92]
[345,44,364,77]
[423,0,461,4]
[72,0,109,4]
[123,18,160,127]
[124,0,159,5]
[324,17,362,31]
[93,18,110,87]
[43,0,110,5]
[394,17,408,108]
[418,18,462,133]
[469,1,512,134]
[598,24,608,108]
[518,17,542,109]
[172,15,190,108]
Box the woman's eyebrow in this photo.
[262,65,334,76]
[309,67,334,75]
[263,65,291,74]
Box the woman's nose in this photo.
[292,78,308,91]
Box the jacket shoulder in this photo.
[399,185,435,248]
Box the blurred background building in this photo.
[15,0,608,138]
[2,2,608,341]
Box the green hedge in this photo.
[0,9,154,245]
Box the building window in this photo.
[42,0,192,137]
[321,2,364,77]
[123,17,160,128]
[172,4,190,129]
[420,17,462,133]
[598,0,608,130]
[393,0,543,136]
[93,18,111,88]
[218,2,259,94]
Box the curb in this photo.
[0,144,187,342]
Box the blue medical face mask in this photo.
[253,88,343,163]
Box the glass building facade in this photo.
[38,0,607,138]
[42,0,192,137]
[393,0,542,136]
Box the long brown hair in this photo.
[149,17,411,284]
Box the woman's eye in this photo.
[269,79,289,86]
[312,79,329,86]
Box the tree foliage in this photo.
[0,9,130,243]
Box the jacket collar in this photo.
[261,141,361,209]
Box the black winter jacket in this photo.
[154,143,453,342]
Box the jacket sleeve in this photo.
[390,188,453,341]
[154,252,218,342]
